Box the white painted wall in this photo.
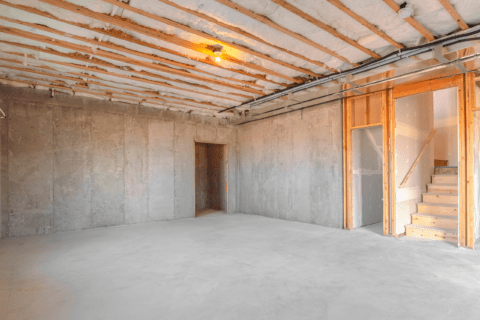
[433,88,458,166]
[352,126,383,228]
[395,92,434,234]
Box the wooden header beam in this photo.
[326,0,404,49]
[0,0,287,88]
[382,0,435,41]
[154,0,335,72]
[438,0,469,30]
[214,0,358,66]
[271,0,381,59]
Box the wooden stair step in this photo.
[422,193,458,204]
[405,224,458,243]
[417,202,457,216]
[432,174,458,184]
[411,213,458,229]
[427,183,458,194]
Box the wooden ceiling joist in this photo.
[382,0,435,41]
[0,38,253,104]
[140,0,336,73]
[214,0,358,66]
[0,23,265,97]
[0,0,288,88]
[100,0,323,77]
[437,0,469,30]
[326,0,405,49]
[0,46,246,103]
[0,59,229,110]
[0,71,226,113]
[37,0,316,82]
[270,0,381,59]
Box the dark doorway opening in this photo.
[195,142,228,217]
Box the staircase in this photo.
[405,167,458,243]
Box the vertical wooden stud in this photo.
[382,91,390,235]
[465,72,476,249]
[389,89,396,236]
[458,75,467,248]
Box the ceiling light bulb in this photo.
[215,56,221,62]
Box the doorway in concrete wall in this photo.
[194,142,228,217]
[352,126,384,233]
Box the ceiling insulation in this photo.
[0,0,479,117]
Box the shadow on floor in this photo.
[195,209,225,218]
[354,222,384,236]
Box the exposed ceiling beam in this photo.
[100,0,323,78]
[0,72,224,113]
[0,45,246,103]
[0,32,253,102]
[0,59,229,110]
[214,0,358,66]
[0,0,288,88]
[382,0,435,41]
[437,0,469,30]
[0,17,266,94]
[152,0,336,73]
[326,0,405,49]
[38,0,316,82]
[270,0,381,59]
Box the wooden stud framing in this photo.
[214,0,358,66]
[271,0,381,59]
[388,88,396,236]
[465,72,476,249]
[154,0,335,72]
[382,0,435,41]
[326,0,404,49]
[344,90,389,232]
[38,0,317,81]
[438,0,469,30]
[382,91,390,235]
[0,0,288,88]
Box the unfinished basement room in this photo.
[1,0,480,319]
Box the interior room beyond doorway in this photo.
[195,142,228,217]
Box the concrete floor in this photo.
[1,213,480,320]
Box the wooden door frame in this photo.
[389,73,476,248]
[343,91,390,234]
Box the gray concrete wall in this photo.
[237,101,343,228]
[0,85,237,239]
[395,92,435,235]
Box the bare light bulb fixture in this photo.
[213,45,223,62]
[398,2,413,19]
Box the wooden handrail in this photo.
[399,129,437,188]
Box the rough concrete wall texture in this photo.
[238,101,343,228]
[395,92,435,234]
[0,85,237,238]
